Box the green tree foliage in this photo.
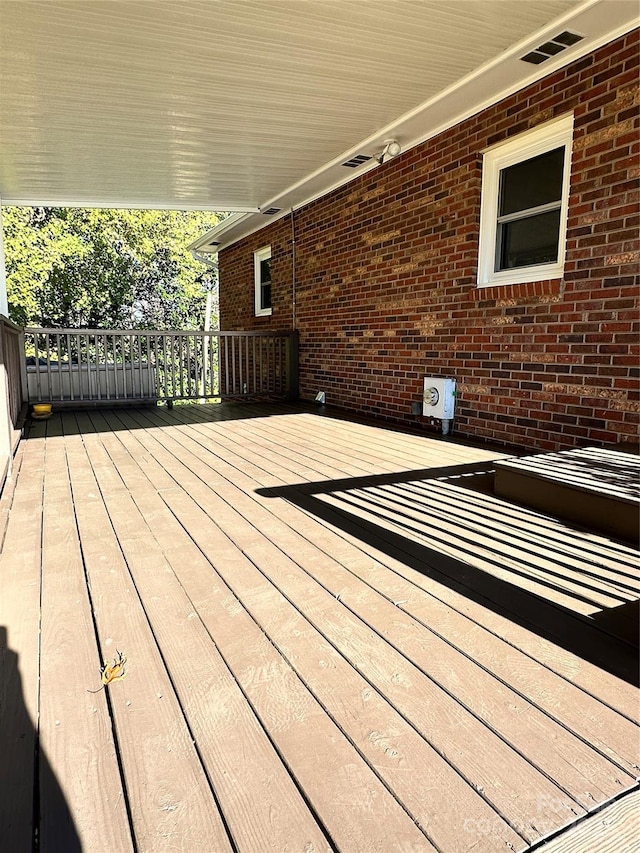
[3,207,221,329]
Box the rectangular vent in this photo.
[554,31,584,46]
[522,51,549,65]
[520,31,583,64]
[342,154,372,168]
[261,207,281,216]
[538,41,565,56]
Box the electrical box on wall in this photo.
[423,377,456,419]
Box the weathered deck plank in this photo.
[106,405,625,844]
[382,481,639,596]
[283,484,640,717]
[75,410,333,853]
[535,788,640,853]
[319,487,621,614]
[39,417,133,852]
[0,427,45,853]
[95,409,438,852]
[152,407,640,723]
[2,402,638,853]
[63,416,234,853]
[135,409,637,788]
[90,411,522,853]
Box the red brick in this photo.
[219,30,640,452]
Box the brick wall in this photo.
[219,30,639,451]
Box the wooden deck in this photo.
[1,402,638,853]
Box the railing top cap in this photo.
[25,327,294,337]
[1,317,23,332]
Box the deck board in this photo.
[98,409,524,852]
[535,788,640,853]
[496,448,640,502]
[151,404,640,713]
[124,409,635,789]
[63,415,234,853]
[95,410,438,852]
[494,447,640,542]
[1,402,638,852]
[75,410,333,853]
[106,406,631,840]
[0,426,45,853]
[39,418,132,853]
[287,469,639,679]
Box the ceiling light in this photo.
[376,139,402,164]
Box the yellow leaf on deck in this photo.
[100,650,127,686]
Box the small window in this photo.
[477,115,573,287]
[254,246,272,316]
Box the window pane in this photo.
[260,257,271,285]
[497,209,561,270]
[499,147,564,216]
[261,283,271,311]
[260,257,271,310]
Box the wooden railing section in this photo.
[1,318,23,432]
[0,316,26,487]
[23,328,299,406]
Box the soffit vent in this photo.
[261,207,282,215]
[342,154,372,168]
[521,30,584,64]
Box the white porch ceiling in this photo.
[0,0,637,214]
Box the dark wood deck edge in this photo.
[495,467,640,543]
[494,456,640,505]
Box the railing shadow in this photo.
[0,626,81,852]
[257,464,640,686]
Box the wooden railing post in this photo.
[19,329,27,403]
[0,319,12,484]
[285,330,299,401]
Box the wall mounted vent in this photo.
[521,30,584,64]
[342,154,372,168]
[261,207,282,216]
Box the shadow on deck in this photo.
[258,456,640,685]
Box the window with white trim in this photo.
[477,115,573,287]
[254,246,272,316]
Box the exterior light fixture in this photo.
[375,139,402,164]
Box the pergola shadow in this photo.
[258,463,640,686]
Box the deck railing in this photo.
[0,316,25,487]
[1,318,24,430]
[23,328,299,406]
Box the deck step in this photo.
[494,446,640,544]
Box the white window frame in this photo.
[477,114,574,288]
[254,245,272,317]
